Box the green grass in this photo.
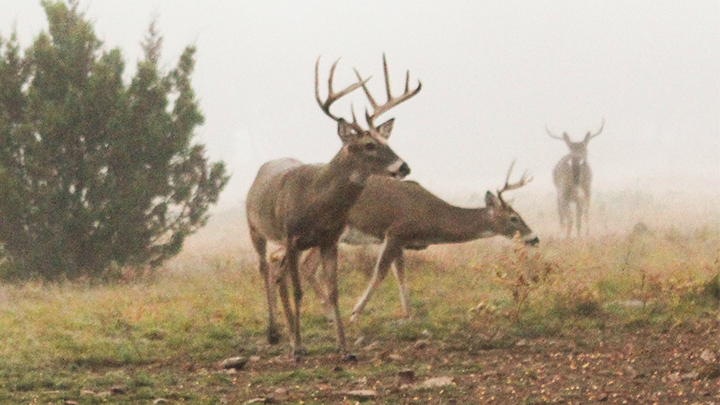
[0,219,717,403]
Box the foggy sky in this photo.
[3,1,718,209]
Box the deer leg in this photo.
[249,226,280,345]
[558,196,572,238]
[583,190,591,238]
[320,243,352,359]
[575,201,583,238]
[351,237,401,322]
[302,247,331,311]
[391,250,411,318]
[283,243,305,359]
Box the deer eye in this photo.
[364,143,378,152]
[510,216,520,223]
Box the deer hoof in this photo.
[267,328,281,345]
[342,352,358,362]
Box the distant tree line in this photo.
[0,0,229,280]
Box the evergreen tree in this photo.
[0,1,229,279]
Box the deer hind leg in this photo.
[281,242,305,359]
[302,247,331,312]
[249,226,280,345]
[391,250,411,318]
[320,243,353,359]
[351,237,402,322]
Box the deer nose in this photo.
[524,236,540,246]
[397,162,410,178]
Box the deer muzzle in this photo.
[523,233,540,246]
[387,159,410,179]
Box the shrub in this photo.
[0,1,229,279]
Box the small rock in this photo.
[249,355,261,362]
[622,365,638,379]
[515,339,527,346]
[354,336,366,346]
[221,356,248,370]
[469,301,486,312]
[666,372,681,383]
[398,369,415,385]
[700,349,716,363]
[363,341,381,351]
[152,399,169,404]
[388,353,403,361]
[681,371,699,381]
[63,401,79,405]
[420,376,454,388]
[597,392,609,401]
[413,340,428,350]
[355,377,368,386]
[243,398,267,404]
[346,389,378,399]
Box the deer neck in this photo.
[312,150,368,213]
[425,205,496,244]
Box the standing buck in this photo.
[298,161,538,322]
[245,55,421,360]
[546,120,604,238]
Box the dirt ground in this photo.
[223,317,719,404]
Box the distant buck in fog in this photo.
[546,119,604,238]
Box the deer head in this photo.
[546,119,604,166]
[315,55,421,181]
[484,161,539,246]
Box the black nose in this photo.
[525,237,540,246]
[397,162,410,178]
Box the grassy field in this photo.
[0,191,718,404]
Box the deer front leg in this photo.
[320,243,354,360]
[575,202,583,238]
[391,250,411,318]
[351,237,402,322]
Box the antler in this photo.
[353,54,422,137]
[585,118,605,141]
[498,160,533,202]
[315,57,371,125]
[545,125,566,141]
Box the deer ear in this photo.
[376,118,394,140]
[337,119,357,143]
[485,191,501,210]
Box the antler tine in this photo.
[504,159,516,188]
[354,68,377,110]
[498,160,533,201]
[587,118,605,140]
[361,54,422,129]
[383,54,392,102]
[315,56,371,122]
[545,125,565,140]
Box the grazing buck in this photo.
[546,119,604,238]
[245,55,421,360]
[298,161,538,322]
